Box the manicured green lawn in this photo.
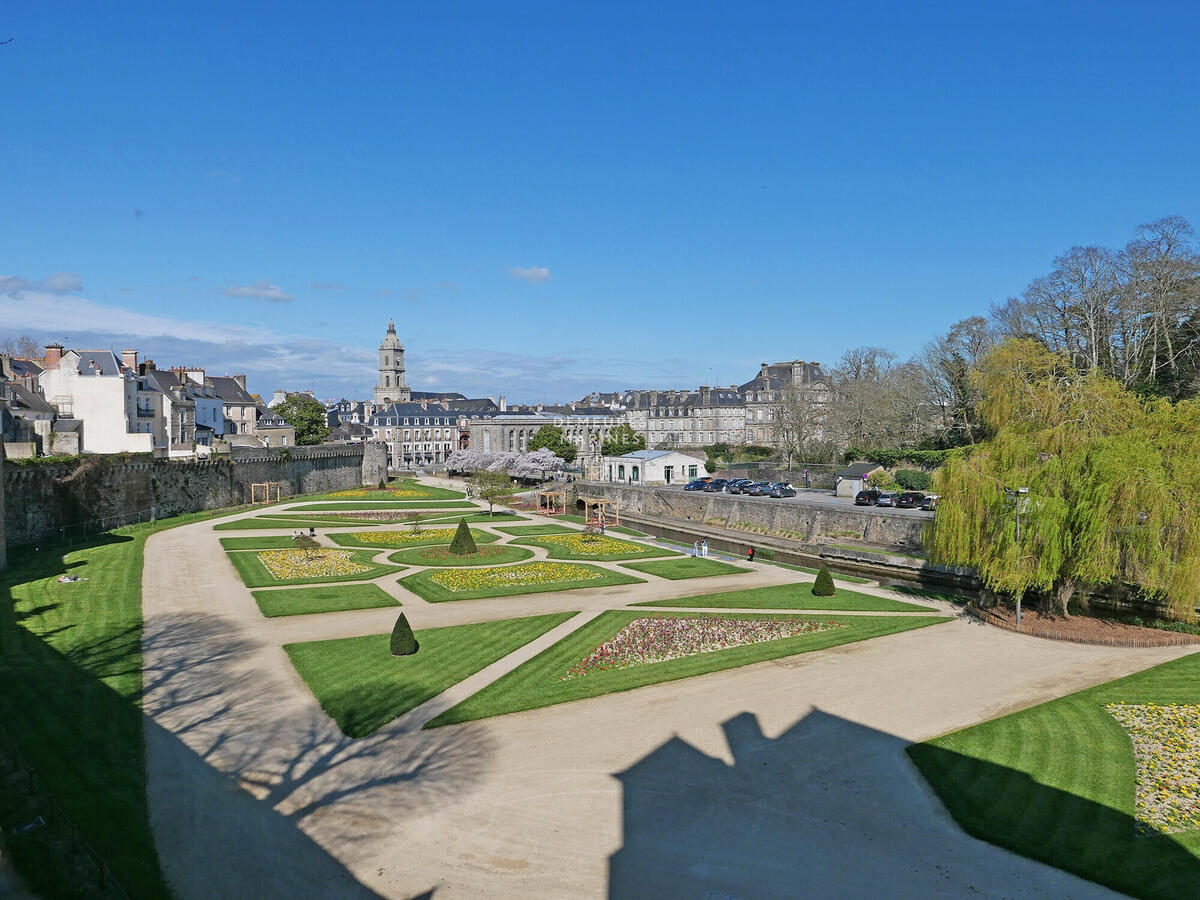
[284,500,476,510]
[494,523,577,536]
[329,527,499,549]
[415,513,527,525]
[763,559,875,584]
[226,548,404,587]
[632,582,934,612]
[251,583,400,617]
[386,544,535,567]
[399,563,645,603]
[620,557,750,580]
[512,533,678,562]
[909,652,1200,900]
[0,507,245,898]
[428,611,950,727]
[213,516,383,530]
[219,535,311,550]
[285,612,577,737]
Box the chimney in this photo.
[700,386,712,406]
[498,394,507,411]
[44,343,63,367]
[122,349,138,371]
[649,390,658,406]
[760,362,769,378]
[233,374,247,390]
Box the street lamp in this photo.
[1005,486,1030,627]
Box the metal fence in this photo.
[13,506,162,549]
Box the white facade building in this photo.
[601,450,709,485]
[38,345,153,454]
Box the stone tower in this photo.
[374,320,410,406]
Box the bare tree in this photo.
[920,316,994,443]
[0,334,42,358]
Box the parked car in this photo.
[876,492,897,507]
[768,482,797,498]
[727,478,754,494]
[895,491,926,509]
[746,481,773,496]
[920,494,940,511]
[702,478,730,492]
[854,489,881,506]
[684,479,707,491]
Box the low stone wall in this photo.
[572,482,926,550]
[4,443,387,547]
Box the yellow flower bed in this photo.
[536,533,644,556]
[1107,703,1200,834]
[257,549,371,580]
[348,528,459,545]
[430,562,603,593]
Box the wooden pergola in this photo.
[580,497,620,527]
[250,482,284,503]
[535,489,567,515]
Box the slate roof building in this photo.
[600,449,709,485]
[37,344,154,453]
[369,401,466,468]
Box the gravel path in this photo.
[141,489,1196,898]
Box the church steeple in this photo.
[374,319,410,406]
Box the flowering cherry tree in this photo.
[447,448,564,479]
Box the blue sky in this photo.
[4,1,1199,401]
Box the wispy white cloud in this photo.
[1,271,84,296]
[507,265,552,284]
[224,281,293,303]
[309,282,347,291]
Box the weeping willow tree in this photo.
[928,339,1200,619]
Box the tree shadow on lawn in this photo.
[140,612,495,889]
[608,709,1194,899]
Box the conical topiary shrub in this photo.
[448,518,477,556]
[811,564,835,597]
[390,612,418,656]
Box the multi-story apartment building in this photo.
[620,386,746,449]
[208,374,258,436]
[37,345,153,453]
[739,360,831,447]
[467,409,622,474]
[370,402,466,468]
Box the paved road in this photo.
[651,483,935,518]
[141,487,1191,899]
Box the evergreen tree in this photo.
[811,565,836,596]
[448,518,478,555]
[271,394,331,445]
[390,612,418,656]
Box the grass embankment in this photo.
[512,533,678,562]
[329,527,499,550]
[285,612,577,737]
[909,652,1200,900]
[621,557,750,580]
[399,563,645,603]
[386,544,535,567]
[0,508,241,898]
[226,549,404,587]
[634,582,933,612]
[251,584,400,618]
[428,611,950,727]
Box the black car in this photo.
[920,494,939,511]
[747,481,773,496]
[702,478,730,492]
[895,491,926,509]
[768,482,797,498]
[855,489,881,506]
[684,479,707,491]
[727,478,754,494]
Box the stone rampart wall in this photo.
[4,443,381,546]
[573,482,926,550]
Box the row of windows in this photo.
[376,417,456,426]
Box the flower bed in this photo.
[257,549,372,581]
[412,545,511,561]
[535,533,643,556]
[430,562,605,593]
[564,616,846,678]
[344,528,461,545]
[1106,702,1200,834]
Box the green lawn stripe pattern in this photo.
[428,611,950,727]
[633,582,933,612]
[302,480,466,501]
[226,548,404,587]
[285,611,577,737]
[329,527,500,550]
[399,563,645,603]
[386,543,535,567]
[213,516,384,530]
[494,524,577,536]
[908,651,1200,899]
[620,557,750,580]
[220,535,313,550]
[251,584,400,618]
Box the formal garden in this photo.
[399,561,645,602]
[512,532,678,562]
[329,526,499,549]
[226,547,404,587]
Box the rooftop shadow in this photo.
[607,709,1173,898]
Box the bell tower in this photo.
[374,320,410,406]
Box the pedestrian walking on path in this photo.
[693,541,700,557]
[747,546,755,562]
[701,539,709,558]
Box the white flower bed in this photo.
[1107,702,1200,834]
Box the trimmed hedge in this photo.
[811,565,835,596]
[390,613,419,656]
[448,518,477,555]
[895,469,931,491]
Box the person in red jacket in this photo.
[747,546,755,562]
